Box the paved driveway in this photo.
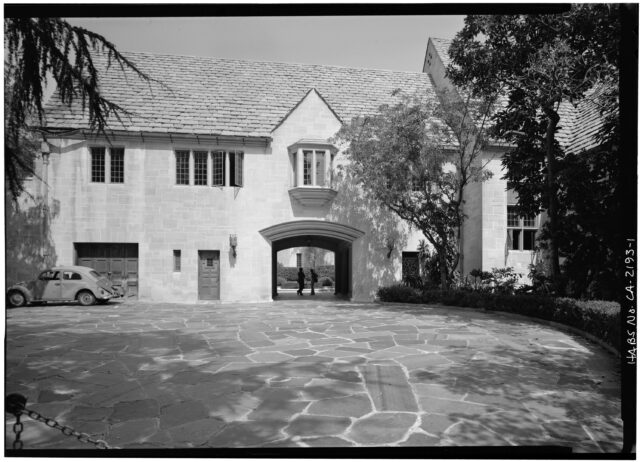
[5,298,622,451]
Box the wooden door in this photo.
[198,250,220,300]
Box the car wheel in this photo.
[7,291,26,308]
[77,290,96,306]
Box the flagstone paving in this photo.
[5,298,622,451]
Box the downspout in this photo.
[40,140,50,265]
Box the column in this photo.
[324,151,332,187]
[224,151,230,187]
[296,148,304,187]
[311,151,317,186]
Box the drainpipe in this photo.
[40,140,50,265]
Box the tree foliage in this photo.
[334,90,495,288]
[447,5,620,288]
[5,17,156,200]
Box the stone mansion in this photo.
[8,37,598,303]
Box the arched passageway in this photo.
[259,220,365,299]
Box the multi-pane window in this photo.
[91,147,125,183]
[175,151,190,185]
[91,147,106,183]
[173,250,181,272]
[212,151,225,186]
[229,151,244,187]
[315,151,326,186]
[303,151,313,185]
[194,151,208,186]
[110,148,124,183]
[507,205,538,251]
[296,253,302,268]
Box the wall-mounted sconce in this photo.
[230,234,238,258]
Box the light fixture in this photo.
[230,234,238,258]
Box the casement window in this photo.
[229,151,244,187]
[507,205,538,251]
[212,151,225,186]
[175,149,243,187]
[173,250,181,272]
[110,148,124,183]
[194,151,208,186]
[296,253,302,268]
[175,151,190,185]
[91,147,125,183]
[506,185,539,251]
[91,148,106,182]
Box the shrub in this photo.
[277,277,287,287]
[320,277,333,287]
[277,265,336,281]
[377,285,621,351]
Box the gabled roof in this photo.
[429,37,610,154]
[43,51,435,139]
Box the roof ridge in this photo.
[109,49,429,76]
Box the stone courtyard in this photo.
[5,297,622,452]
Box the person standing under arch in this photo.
[297,267,306,296]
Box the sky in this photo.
[65,16,466,73]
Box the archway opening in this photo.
[276,246,335,293]
[259,220,364,300]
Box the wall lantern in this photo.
[230,234,238,258]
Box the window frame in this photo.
[90,147,106,183]
[175,150,191,185]
[173,249,181,272]
[506,205,538,251]
[193,151,209,186]
[110,147,125,183]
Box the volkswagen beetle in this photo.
[7,265,124,307]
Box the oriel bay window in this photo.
[289,141,337,188]
[174,149,243,187]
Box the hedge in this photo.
[278,265,335,281]
[377,285,621,352]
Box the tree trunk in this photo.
[544,108,562,282]
[438,250,448,289]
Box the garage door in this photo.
[75,243,138,299]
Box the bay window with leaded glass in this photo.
[287,140,338,207]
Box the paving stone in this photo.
[542,421,591,441]
[418,396,494,417]
[307,393,372,417]
[395,354,452,370]
[412,383,465,400]
[110,399,159,423]
[300,379,365,400]
[284,349,317,356]
[323,369,361,383]
[419,413,460,436]
[398,433,441,446]
[247,398,308,421]
[167,418,226,445]
[269,377,312,388]
[37,389,74,403]
[285,415,351,437]
[247,351,293,363]
[202,392,261,421]
[108,418,158,445]
[348,413,416,445]
[361,365,418,412]
[300,436,355,447]
[160,400,209,429]
[206,420,287,447]
[444,420,511,446]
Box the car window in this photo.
[89,270,102,279]
[39,271,59,281]
[63,271,82,280]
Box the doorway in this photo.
[198,250,220,300]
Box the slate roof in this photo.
[429,38,610,154]
[43,51,436,138]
